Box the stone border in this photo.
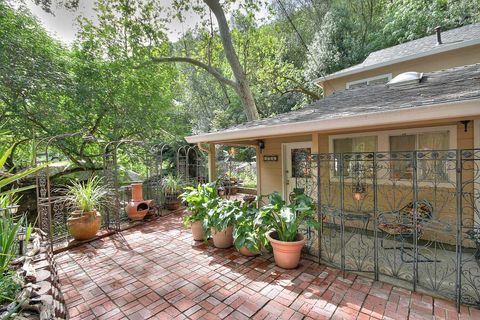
[1,229,68,320]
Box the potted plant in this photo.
[259,192,319,269]
[181,182,219,241]
[233,200,266,256]
[162,174,183,211]
[66,177,108,241]
[204,199,239,248]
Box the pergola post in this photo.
[208,143,217,182]
[256,145,262,198]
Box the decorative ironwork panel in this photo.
[460,149,480,306]
[318,153,342,269]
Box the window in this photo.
[291,148,312,178]
[333,136,377,176]
[329,126,456,183]
[346,74,392,89]
[390,131,450,181]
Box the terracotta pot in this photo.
[211,226,233,249]
[67,210,101,241]
[238,246,259,257]
[267,231,305,269]
[191,221,204,241]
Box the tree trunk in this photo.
[203,0,259,121]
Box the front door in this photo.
[283,142,312,202]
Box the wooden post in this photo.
[256,146,262,198]
[208,143,216,182]
[311,133,321,154]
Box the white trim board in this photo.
[185,100,480,144]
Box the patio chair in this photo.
[377,200,436,263]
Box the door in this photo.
[283,142,312,202]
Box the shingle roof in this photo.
[219,63,480,131]
[321,23,480,81]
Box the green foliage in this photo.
[181,182,219,226]
[203,199,241,235]
[0,270,20,303]
[66,176,109,213]
[232,200,267,253]
[162,174,184,195]
[259,192,318,242]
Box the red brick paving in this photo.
[56,212,479,320]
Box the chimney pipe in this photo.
[435,26,442,45]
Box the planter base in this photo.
[67,210,101,241]
[238,246,259,257]
[191,221,204,241]
[212,226,233,249]
[267,232,305,269]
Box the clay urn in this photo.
[267,231,305,269]
[127,183,149,221]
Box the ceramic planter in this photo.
[267,231,305,269]
[165,193,181,211]
[67,210,101,241]
[191,221,204,241]
[127,183,149,221]
[211,226,233,248]
[238,246,259,257]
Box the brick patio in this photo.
[57,212,479,320]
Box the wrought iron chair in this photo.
[377,200,435,263]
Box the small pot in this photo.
[165,194,181,211]
[67,210,101,241]
[238,246,259,257]
[191,221,204,241]
[267,231,305,269]
[211,226,233,249]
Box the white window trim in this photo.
[346,73,392,89]
[328,125,457,187]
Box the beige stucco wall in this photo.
[257,119,476,196]
[253,119,477,245]
[320,44,480,97]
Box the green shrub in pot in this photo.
[181,182,219,241]
[203,199,240,248]
[162,174,184,211]
[259,192,319,269]
[233,199,266,256]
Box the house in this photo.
[185,24,480,305]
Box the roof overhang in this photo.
[186,99,480,144]
[314,38,480,85]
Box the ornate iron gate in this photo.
[298,149,480,308]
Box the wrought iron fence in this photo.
[293,149,480,308]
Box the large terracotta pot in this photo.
[191,221,204,241]
[127,183,148,221]
[267,231,305,269]
[238,246,259,257]
[211,226,233,249]
[67,210,101,241]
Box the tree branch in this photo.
[147,56,238,89]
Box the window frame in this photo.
[328,125,457,187]
[346,73,392,89]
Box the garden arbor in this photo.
[34,134,208,247]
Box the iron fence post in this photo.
[340,153,345,271]
[373,153,379,281]
[316,154,321,262]
[412,151,418,292]
[455,149,462,311]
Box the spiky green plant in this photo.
[162,174,183,195]
[66,176,109,213]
